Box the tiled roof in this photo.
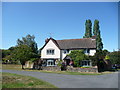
[41,37,96,50]
[56,38,96,49]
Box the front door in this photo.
[66,59,70,65]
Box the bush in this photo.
[68,50,89,67]
[57,60,62,67]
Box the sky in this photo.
[2,2,118,51]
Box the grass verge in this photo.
[2,72,57,88]
[2,64,22,70]
[29,70,102,75]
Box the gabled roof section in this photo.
[41,38,60,50]
[41,37,96,50]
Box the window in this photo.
[84,49,90,54]
[81,60,91,67]
[47,49,55,55]
[64,49,69,54]
[47,60,55,66]
[87,49,90,53]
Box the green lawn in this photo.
[2,72,57,88]
[2,64,22,70]
[2,64,113,75]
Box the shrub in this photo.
[68,50,89,67]
[57,60,63,67]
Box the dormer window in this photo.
[47,49,55,55]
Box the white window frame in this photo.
[81,60,91,67]
[46,49,55,55]
[47,60,55,66]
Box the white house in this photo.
[41,37,96,66]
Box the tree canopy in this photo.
[2,49,11,58]
[83,19,92,38]
[108,51,120,64]
[17,34,38,54]
[93,20,103,51]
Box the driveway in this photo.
[2,70,119,88]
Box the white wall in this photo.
[61,50,67,60]
[89,49,96,56]
[62,49,96,59]
[41,39,60,59]
[61,50,73,60]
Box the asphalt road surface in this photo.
[2,70,119,88]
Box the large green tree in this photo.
[93,20,103,51]
[17,34,38,54]
[11,45,38,69]
[83,19,92,38]
[16,35,40,69]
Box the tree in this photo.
[8,46,16,51]
[2,49,11,58]
[93,20,99,36]
[108,51,120,64]
[11,45,38,69]
[68,50,89,67]
[93,20,103,51]
[2,47,21,64]
[83,19,92,38]
[89,49,110,66]
[17,34,38,54]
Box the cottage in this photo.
[41,37,96,67]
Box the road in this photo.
[2,70,119,88]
